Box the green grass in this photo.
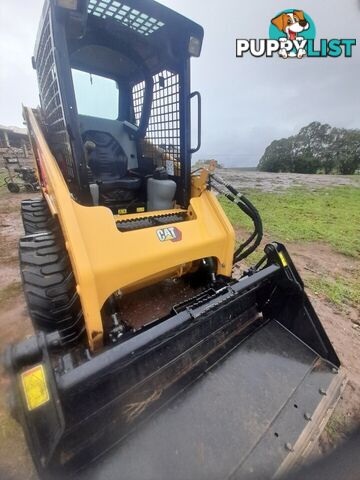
[220,187,360,259]
[221,186,360,309]
[307,275,360,309]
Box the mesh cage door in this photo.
[133,70,181,178]
[35,5,75,182]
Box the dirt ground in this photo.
[0,173,359,478]
[288,244,360,456]
[220,170,360,192]
[0,191,37,480]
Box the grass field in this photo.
[220,186,360,309]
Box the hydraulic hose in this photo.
[210,174,263,263]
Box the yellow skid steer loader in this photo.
[4,1,344,478]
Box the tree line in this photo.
[258,122,360,175]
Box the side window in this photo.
[71,69,119,120]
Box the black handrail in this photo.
[190,91,202,154]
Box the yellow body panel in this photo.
[25,108,235,351]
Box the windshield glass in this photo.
[72,69,119,120]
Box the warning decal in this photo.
[21,364,50,411]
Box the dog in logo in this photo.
[271,10,309,59]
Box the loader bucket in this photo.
[4,243,344,480]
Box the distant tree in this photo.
[338,153,360,175]
[321,153,336,174]
[258,122,360,175]
[293,153,320,174]
[258,139,292,172]
[334,134,360,175]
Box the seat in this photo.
[83,130,141,193]
[99,175,141,191]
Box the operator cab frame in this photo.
[33,0,204,212]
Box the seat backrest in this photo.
[78,115,138,170]
[83,130,127,180]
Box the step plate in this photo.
[116,212,187,232]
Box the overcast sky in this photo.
[0,0,359,166]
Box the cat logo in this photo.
[156,227,182,243]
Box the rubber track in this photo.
[19,232,84,344]
[21,198,57,235]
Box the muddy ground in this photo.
[0,172,359,479]
[219,170,360,192]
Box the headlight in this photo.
[188,36,202,57]
[56,0,78,10]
